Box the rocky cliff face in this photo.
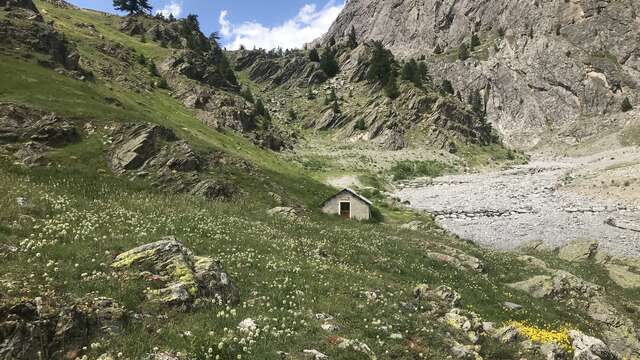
[321,0,640,148]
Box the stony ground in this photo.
[395,147,640,257]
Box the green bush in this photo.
[354,118,366,131]
[369,206,384,223]
[390,160,450,180]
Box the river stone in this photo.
[558,240,598,262]
[111,237,239,306]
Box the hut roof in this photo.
[322,188,373,206]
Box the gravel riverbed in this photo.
[395,153,640,256]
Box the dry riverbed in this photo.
[395,147,640,256]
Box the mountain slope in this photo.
[320,0,640,148]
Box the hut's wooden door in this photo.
[340,202,351,219]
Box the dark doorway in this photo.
[340,202,351,219]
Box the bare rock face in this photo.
[0,297,125,360]
[320,0,640,148]
[111,237,239,306]
[233,49,320,88]
[106,122,237,200]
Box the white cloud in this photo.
[156,1,182,18]
[219,10,232,37]
[219,1,344,50]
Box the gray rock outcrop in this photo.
[106,122,237,200]
[0,103,80,166]
[0,297,125,360]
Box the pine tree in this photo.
[366,41,395,85]
[320,48,339,78]
[309,48,320,62]
[347,26,358,49]
[433,44,443,55]
[354,118,366,131]
[458,43,470,61]
[113,0,152,15]
[441,80,454,95]
[328,36,336,47]
[621,97,633,112]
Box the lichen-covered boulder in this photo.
[111,237,239,306]
[558,240,598,262]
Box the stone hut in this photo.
[321,188,372,220]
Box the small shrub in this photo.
[147,62,159,76]
[354,118,366,131]
[369,206,384,223]
[240,87,255,103]
[458,43,470,61]
[470,33,481,49]
[157,78,169,89]
[136,53,147,65]
[441,79,454,95]
[622,97,633,112]
[389,160,450,180]
[308,48,320,62]
[384,77,400,99]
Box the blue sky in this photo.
[68,0,344,49]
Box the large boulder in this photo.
[605,264,640,289]
[111,237,239,306]
[558,240,598,262]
